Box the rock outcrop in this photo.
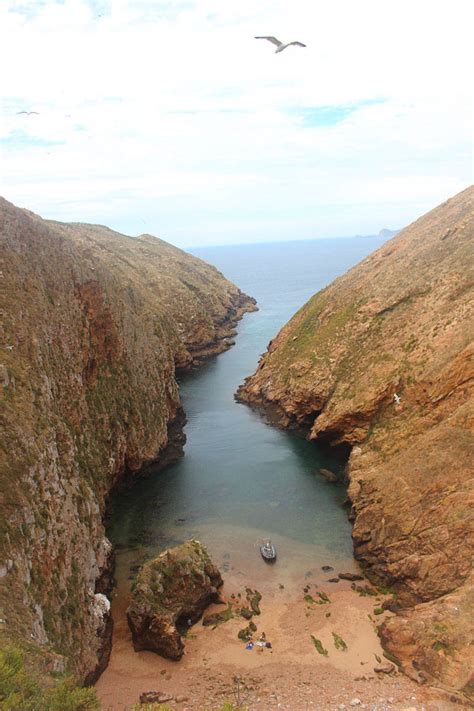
[127,540,222,659]
[380,573,474,694]
[0,197,255,683]
[237,187,474,697]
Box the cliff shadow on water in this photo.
[105,239,383,615]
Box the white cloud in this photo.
[0,0,472,246]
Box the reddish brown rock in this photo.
[0,197,254,683]
[380,575,474,697]
[318,467,338,482]
[237,187,474,695]
[139,690,174,704]
[127,540,223,659]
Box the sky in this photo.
[0,0,472,247]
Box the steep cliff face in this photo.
[0,197,256,683]
[237,187,473,696]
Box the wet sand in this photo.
[96,525,456,711]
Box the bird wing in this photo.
[254,36,283,47]
[288,41,306,47]
[16,111,28,114]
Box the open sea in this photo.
[108,236,386,592]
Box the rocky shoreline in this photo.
[179,291,258,368]
[236,188,474,699]
[96,531,460,711]
[0,197,257,689]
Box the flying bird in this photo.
[254,36,306,53]
[16,111,39,116]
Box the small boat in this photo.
[260,539,277,562]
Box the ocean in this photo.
[108,236,386,591]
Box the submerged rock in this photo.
[127,540,223,660]
[318,468,338,482]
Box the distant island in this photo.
[355,228,400,239]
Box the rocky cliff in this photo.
[0,197,256,684]
[237,187,473,697]
[127,540,223,660]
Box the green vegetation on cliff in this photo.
[0,197,255,688]
[0,645,98,710]
[238,187,474,696]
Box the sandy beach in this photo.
[96,531,457,711]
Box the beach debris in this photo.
[139,690,174,704]
[328,577,340,583]
[350,699,362,706]
[373,607,384,615]
[311,635,328,656]
[243,631,272,651]
[332,632,348,651]
[322,565,334,572]
[338,572,364,581]
[374,662,395,674]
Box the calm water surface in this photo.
[108,237,386,589]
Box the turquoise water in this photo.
[108,237,386,587]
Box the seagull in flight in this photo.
[255,36,306,53]
[16,111,40,116]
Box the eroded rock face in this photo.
[380,575,474,696]
[127,540,223,659]
[0,198,254,682]
[237,187,474,695]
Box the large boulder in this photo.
[127,540,223,659]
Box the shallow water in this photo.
[107,237,386,590]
